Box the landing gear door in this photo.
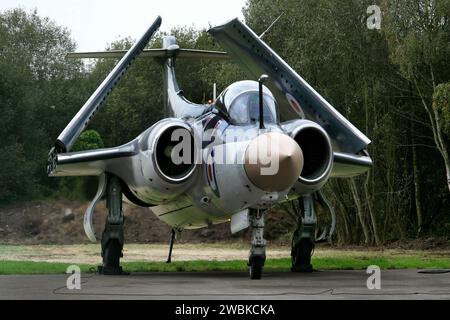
[231,209,250,234]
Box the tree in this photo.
[0,8,86,203]
[433,82,450,190]
[383,0,450,193]
[243,0,450,242]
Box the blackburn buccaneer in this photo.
[47,16,372,279]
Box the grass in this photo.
[0,261,93,275]
[1,255,449,275]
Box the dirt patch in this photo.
[0,200,299,245]
[383,237,450,250]
[0,200,255,244]
[2,200,450,251]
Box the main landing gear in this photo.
[246,191,335,279]
[244,197,317,277]
[98,174,126,275]
[291,191,336,273]
[291,194,316,272]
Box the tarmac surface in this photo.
[1,269,450,300]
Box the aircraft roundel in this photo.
[286,93,305,118]
[205,149,220,197]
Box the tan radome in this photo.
[244,132,304,192]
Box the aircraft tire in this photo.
[249,256,263,280]
[291,239,314,272]
[104,239,122,268]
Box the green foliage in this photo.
[0,144,37,203]
[244,0,450,242]
[55,176,98,201]
[0,8,87,205]
[72,130,104,152]
[433,82,450,136]
[56,131,103,200]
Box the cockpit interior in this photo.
[215,80,279,126]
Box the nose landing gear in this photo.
[248,209,266,280]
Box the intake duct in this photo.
[134,119,197,205]
[284,120,333,195]
[153,123,196,183]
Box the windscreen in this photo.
[228,92,278,125]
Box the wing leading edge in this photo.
[48,141,138,177]
[209,18,371,154]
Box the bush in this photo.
[71,130,104,152]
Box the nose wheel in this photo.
[249,256,264,279]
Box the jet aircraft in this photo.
[47,16,372,279]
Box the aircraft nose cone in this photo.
[244,132,304,192]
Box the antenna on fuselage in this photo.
[258,74,269,130]
[213,83,217,102]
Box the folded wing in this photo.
[331,151,373,178]
[209,18,371,154]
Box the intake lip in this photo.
[290,122,333,184]
[152,123,196,183]
[244,132,303,192]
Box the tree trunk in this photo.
[349,178,370,245]
[411,119,423,235]
[328,183,351,244]
[413,77,450,193]
[364,172,380,245]
[433,107,450,193]
[362,74,380,245]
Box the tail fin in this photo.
[66,41,229,119]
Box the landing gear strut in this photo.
[291,194,316,272]
[98,174,126,275]
[248,209,266,280]
[291,191,336,272]
[166,229,176,263]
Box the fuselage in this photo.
[120,37,306,230]
[120,85,305,230]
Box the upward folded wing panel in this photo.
[209,18,371,153]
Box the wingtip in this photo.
[155,15,163,26]
[208,17,241,33]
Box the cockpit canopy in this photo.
[216,80,279,125]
